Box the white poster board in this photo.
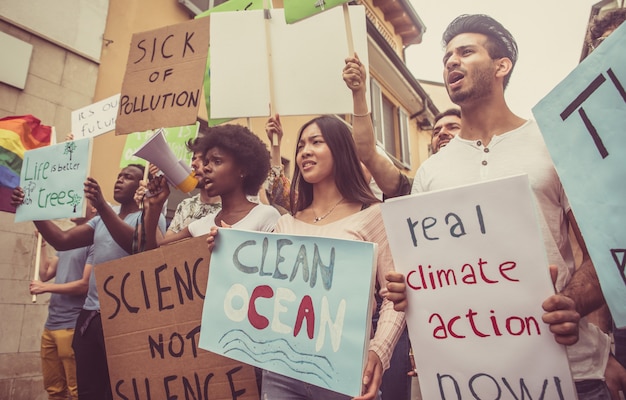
[209,6,369,118]
[71,94,120,138]
[380,175,577,399]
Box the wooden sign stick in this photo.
[32,234,42,303]
[343,3,354,56]
[264,0,279,146]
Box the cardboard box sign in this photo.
[95,235,259,400]
[116,18,210,135]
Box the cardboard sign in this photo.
[119,122,199,168]
[532,23,626,328]
[283,0,350,23]
[15,137,92,222]
[380,175,577,400]
[71,93,120,138]
[95,235,259,400]
[116,19,210,135]
[195,0,265,127]
[199,229,376,397]
[209,6,368,119]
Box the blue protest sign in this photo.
[532,23,626,327]
[199,228,376,397]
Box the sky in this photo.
[405,0,599,118]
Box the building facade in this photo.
[0,0,439,398]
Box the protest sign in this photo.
[116,19,210,135]
[283,0,350,23]
[199,229,377,397]
[195,0,264,127]
[71,93,120,138]
[95,235,259,400]
[15,137,92,222]
[532,23,626,328]
[209,6,368,119]
[119,122,198,168]
[380,175,577,399]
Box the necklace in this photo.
[313,198,343,223]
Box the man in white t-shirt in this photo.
[400,14,611,399]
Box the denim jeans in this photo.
[261,370,382,400]
[575,379,611,400]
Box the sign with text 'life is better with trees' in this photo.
[15,137,92,222]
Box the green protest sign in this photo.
[283,0,350,24]
[119,123,199,168]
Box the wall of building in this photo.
[0,19,100,400]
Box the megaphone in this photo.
[133,128,196,194]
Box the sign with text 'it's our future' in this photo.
[199,229,377,397]
[532,22,626,328]
[71,93,120,138]
[15,137,92,222]
[380,175,576,400]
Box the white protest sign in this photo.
[380,174,576,400]
[15,137,93,222]
[209,6,368,118]
[71,94,120,138]
[532,22,626,328]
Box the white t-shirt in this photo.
[187,203,280,236]
[411,119,610,381]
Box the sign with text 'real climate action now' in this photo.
[532,22,626,328]
[15,137,92,222]
[199,229,377,397]
[380,175,576,400]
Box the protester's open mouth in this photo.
[301,160,315,171]
[447,71,464,89]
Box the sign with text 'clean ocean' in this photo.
[199,228,377,397]
[15,137,92,222]
[380,175,576,400]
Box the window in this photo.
[178,0,229,15]
[370,79,411,167]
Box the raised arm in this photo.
[343,54,404,197]
[84,176,135,253]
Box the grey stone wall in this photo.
[0,20,97,400]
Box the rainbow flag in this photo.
[0,115,52,213]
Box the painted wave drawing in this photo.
[219,329,334,385]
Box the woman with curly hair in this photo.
[208,115,404,400]
[143,124,280,248]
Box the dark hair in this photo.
[589,8,626,44]
[442,14,518,89]
[198,124,270,195]
[434,108,461,125]
[186,135,204,154]
[289,115,379,214]
[125,163,146,179]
